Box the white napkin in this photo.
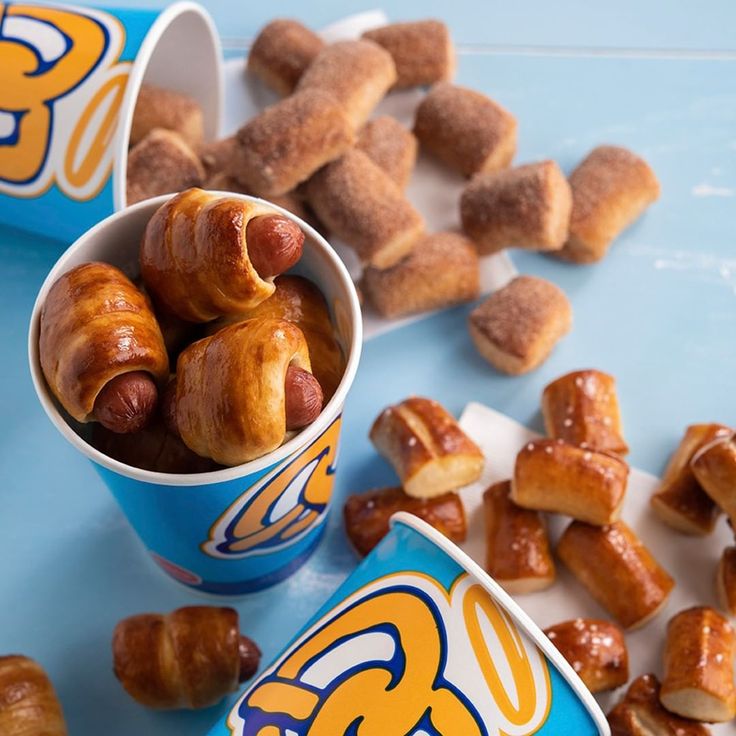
[221,11,517,340]
[457,401,733,725]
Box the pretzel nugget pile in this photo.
[39,188,346,472]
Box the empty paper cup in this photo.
[208,513,609,735]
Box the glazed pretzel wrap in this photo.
[140,188,278,322]
[39,262,169,422]
[174,318,312,466]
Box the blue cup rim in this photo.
[390,512,611,735]
[27,191,363,487]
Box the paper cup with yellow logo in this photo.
[28,192,362,594]
[210,513,610,735]
[0,1,221,242]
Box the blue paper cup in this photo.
[28,192,363,594]
[0,1,222,242]
[209,513,610,735]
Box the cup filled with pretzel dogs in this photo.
[28,187,362,595]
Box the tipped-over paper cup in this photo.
[0,1,221,242]
[28,192,362,594]
[209,513,610,735]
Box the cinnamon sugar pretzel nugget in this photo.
[361,232,479,318]
[468,276,572,375]
[197,136,238,179]
[557,145,660,263]
[296,40,397,128]
[357,116,417,190]
[305,149,424,269]
[413,83,517,177]
[460,161,572,255]
[363,20,455,88]
[130,83,204,147]
[230,89,354,197]
[247,19,325,96]
[126,129,204,205]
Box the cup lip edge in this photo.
[27,191,363,487]
[113,0,224,210]
[390,512,611,736]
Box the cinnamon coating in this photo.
[112,606,260,710]
[608,674,711,735]
[356,116,418,189]
[344,486,466,556]
[661,606,736,723]
[140,189,290,323]
[557,145,660,264]
[39,262,168,424]
[651,424,730,535]
[295,40,397,128]
[247,19,325,96]
[363,20,455,89]
[542,369,628,455]
[483,480,555,594]
[370,397,484,498]
[460,161,572,255]
[130,83,203,147]
[196,135,238,178]
[691,433,736,528]
[0,655,67,736]
[209,275,346,402]
[414,83,517,177]
[305,149,424,270]
[172,318,314,466]
[126,128,204,205]
[468,276,572,375]
[361,231,480,319]
[544,618,628,693]
[557,520,675,630]
[231,88,355,197]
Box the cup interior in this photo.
[28,192,362,487]
[114,2,223,209]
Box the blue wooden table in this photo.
[2,2,735,734]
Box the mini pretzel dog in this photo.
[370,397,484,499]
[468,276,572,375]
[343,486,466,556]
[230,88,355,197]
[557,520,675,630]
[357,115,418,190]
[126,128,205,205]
[362,19,455,88]
[247,19,325,96]
[483,480,555,594]
[361,231,480,319]
[541,369,628,456]
[607,674,711,736]
[511,439,629,525]
[113,606,261,709]
[544,618,628,693]
[660,606,736,723]
[39,263,169,434]
[296,39,397,128]
[691,432,736,529]
[413,82,517,177]
[460,161,572,255]
[0,655,67,736]
[305,149,424,270]
[651,424,731,535]
[716,546,736,616]
[140,189,305,323]
[130,83,204,147]
[556,145,660,264]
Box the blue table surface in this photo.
[2,2,736,734]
